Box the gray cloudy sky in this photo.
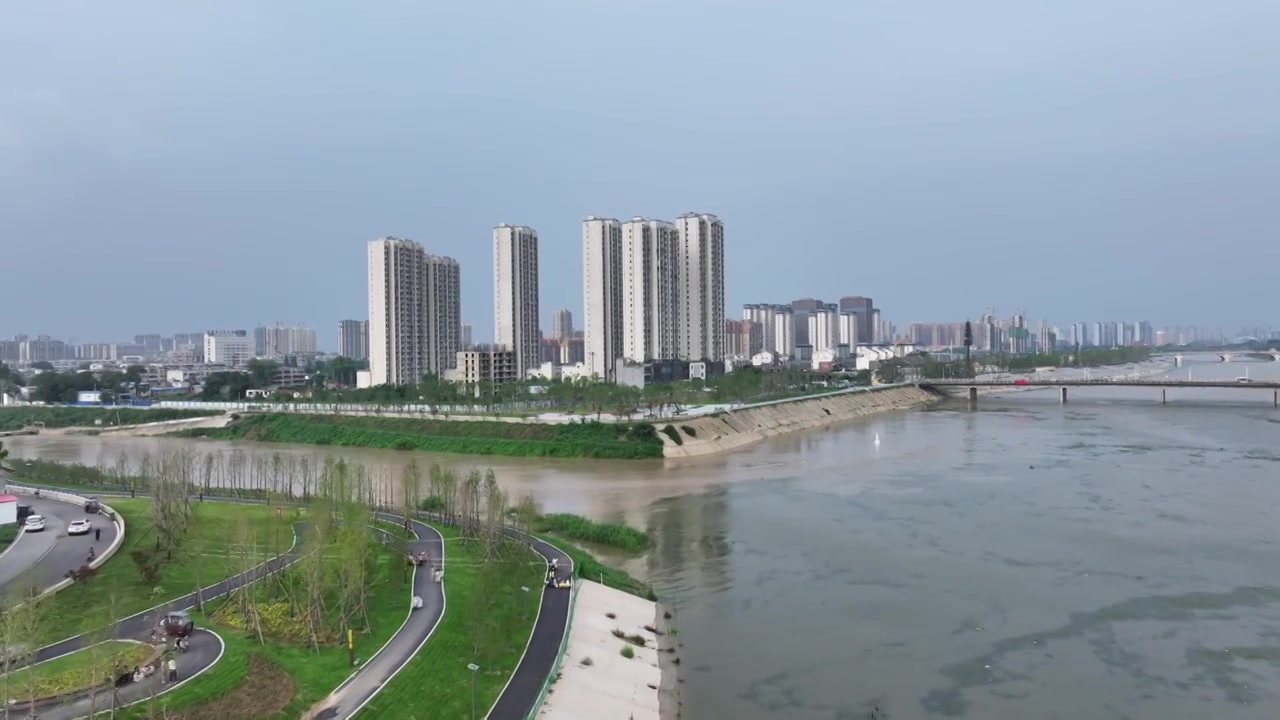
[3,1,1277,348]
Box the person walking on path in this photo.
[166,657,178,683]
[95,526,101,542]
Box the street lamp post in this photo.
[468,662,481,719]
[521,585,531,622]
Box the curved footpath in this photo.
[486,532,573,720]
[0,494,119,597]
[307,513,445,720]
[9,482,577,720]
[18,629,224,720]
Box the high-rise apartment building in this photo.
[337,320,369,360]
[582,216,624,379]
[367,237,461,387]
[550,309,574,340]
[675,213,725,362]
[461,323,472,349]
[621,217,680,362]
[838,296,875,344]
[493,224,541,378]
[725,319,763,357]
[807,305,838,353]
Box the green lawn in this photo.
[0,640,153,699]
[24,498,293,644]
[113,521,413,718]
[0,524,17,554]
[352,523,544,720]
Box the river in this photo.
[5,354,1280,718]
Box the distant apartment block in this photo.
[337,319,370,360]
[255,324,317,357]
[203,330,254,367]
[550,308,574,340]
[582,216,624,380]
[367,236,461,387]
[675,213,726,362]
[725,319,763,358]
[621,217,680,362]
[838,296,876,344]
[493,224,541,378]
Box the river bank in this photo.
[538,580,674,720]
[660,385,941,457]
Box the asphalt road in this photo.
[15,629,223,720]
[485,533,573,720]
[310,513,446,719]
[0,495,117,598]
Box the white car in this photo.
[24,515,46,532]
[67,519,93,536]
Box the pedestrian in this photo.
[166,657,178,683]
[95,527,101,542]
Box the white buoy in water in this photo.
[874,433,881,446]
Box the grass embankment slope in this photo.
[352,523,543,720]
[178,413,665,459]
[0,406,221,432]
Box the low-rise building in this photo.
[454,349,519,386]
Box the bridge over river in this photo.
[918,378,1280,406]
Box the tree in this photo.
[246,359,281,388]
[0,440,8,466]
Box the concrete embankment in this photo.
[538,580,671,720]
[661,385,940,458]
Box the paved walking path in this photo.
[18,629,223,720]
[486,532,573,720]
[307,513,445,719]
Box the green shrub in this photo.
[536,513,648,551]
[620,645,635,659]
[680,425,696,437]
[418,495,446,512]
[660,425,683,446]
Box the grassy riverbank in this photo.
[352,522,543,720]
[0,407,221,432]
[175,412,665,459]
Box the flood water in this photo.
[6,354,1280,719]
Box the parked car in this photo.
[24,515,45,532]
[84,497,102,514]
[67,519,93,536]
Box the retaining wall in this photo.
[661,385,940,457]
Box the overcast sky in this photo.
[3,1,1277,348]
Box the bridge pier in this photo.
[968,386,978,405]
[1060,387,1067,404]
[1275,390,1278,408]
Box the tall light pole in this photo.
[468,662,480,719]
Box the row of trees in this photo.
[280,365,873,418]
[13,364,148,403]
